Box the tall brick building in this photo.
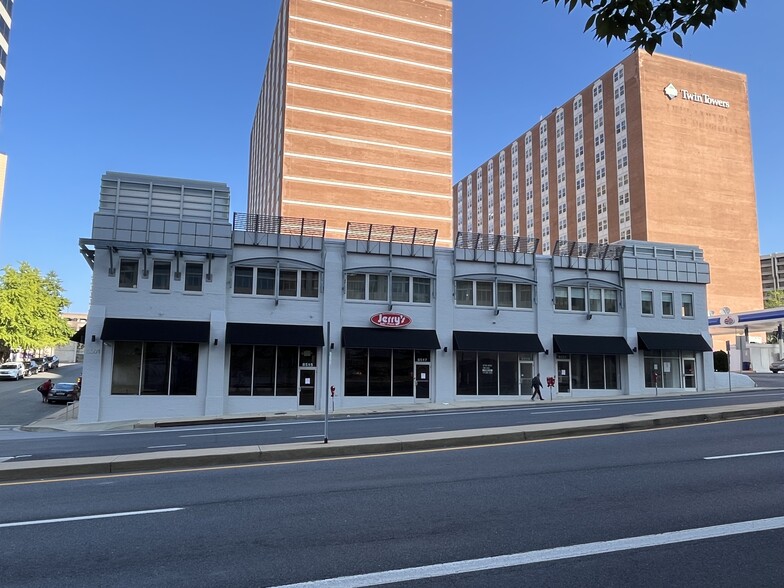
[454,51,762,316]
[248,0,454,246]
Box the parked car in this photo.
[47,382,80,404]
[770,359,784,374]
[45,355,60,369]
[22,360,40,376]
[0,362,25,380]
[32,357,48,371]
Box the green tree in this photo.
[544,0,748,54]
[0,262,73,353]
[764,290,784,309]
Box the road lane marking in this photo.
[293,435,325,439]
[705,449,784,460]
[0,457,13,463]
[147,444,187,449]
[269,516,784,588]
[533,408,601,415]
[0,508,183,529]
[5,413,784,488]
[180,429,282,438]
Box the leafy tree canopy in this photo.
[544,0,748,54]
[764,290,784,309]
[0,262,73,351]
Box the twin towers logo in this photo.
[663,82,731,109]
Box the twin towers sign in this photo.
[663,82,731,109]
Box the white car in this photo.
[0,362,25,380]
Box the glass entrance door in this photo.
[557,357,571,394]
[298,368,316,406]
[519,361,533,396]
[415,364,430,400]
[683,358,696,389]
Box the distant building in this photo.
[760,253,784,294]
[247,0,454,246]
[454,51,762,317]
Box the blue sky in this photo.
[0,1,781,313]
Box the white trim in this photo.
[285,152,451,178]
[290,16,451,53]
[286,129,451,157]
[289,38,452,73]
[287,82,451,114]
[285,199,452,222]
[304,0,452,33]
[286,105,452,135]
[283,176,452,200]
[288,60,450,93]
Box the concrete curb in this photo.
[3,401,784,482]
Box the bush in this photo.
[713,350,729,372]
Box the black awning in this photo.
[225,323,324,347]
[342,327,440,350]
[70,325,86,344]
[637,332,712,352]
[553,334,633,355]
[453,331,544,353]
[101,318,210,343]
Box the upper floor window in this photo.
[455,280,532,309]
[234,266,319,298]
[118,259,138,289]
[152,261,171,290]
[184,263,204,292]
[346,273,430,304]
[641,290,654,315]
[662,292,674,316]
[681,293,694,318]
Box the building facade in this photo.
[248,0,454,246]
[760,253,784,294]
[78,172,715,423]
[454,51,762,318]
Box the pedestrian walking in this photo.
[531,373,543,401]
[38,379,53,402]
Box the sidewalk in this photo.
[21,386,760,433]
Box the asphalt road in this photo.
[0,363,83,426]
[1,416,783,587]
[2,385,784,463]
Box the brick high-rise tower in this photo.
[248,0,453,246]
[454,51,762,315]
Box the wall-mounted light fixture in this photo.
[443,346,448,353]
[544,349,549,355]
[330,342,335,350]
[91,335,96,342]
[213,338,218,346]
[633,346,638,353]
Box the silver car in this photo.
[770,359,784,374]
[0,362,25,380]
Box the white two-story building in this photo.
[77,172,715,423]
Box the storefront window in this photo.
[570,355,588,388]
[253,346,275,396]
[345,349,368,396]
[478,353,498,394]
[275,347,298,395]
[112,341,198,395]
[456,351,477,395]
[392,350,413,396]
[369,349,391,396]
[499,353,517,395]
[228,345,253,395]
